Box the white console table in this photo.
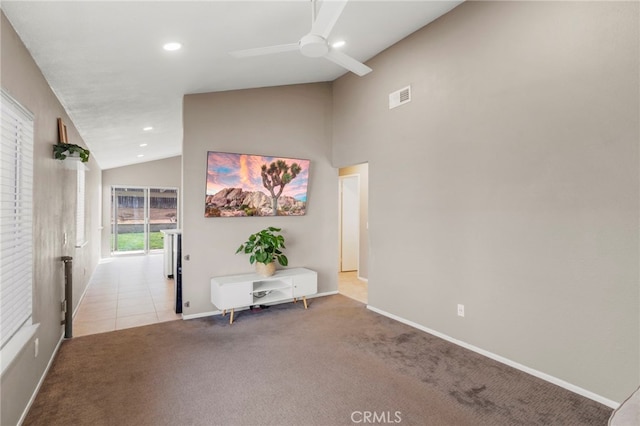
[210,267,317,324]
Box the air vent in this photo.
[389,85,411,109]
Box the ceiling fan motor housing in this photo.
[299,34,329,57]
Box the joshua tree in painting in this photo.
[261,160,302,215]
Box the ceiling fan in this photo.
[229,0,372,77]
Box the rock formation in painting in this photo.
[204,187,304,217]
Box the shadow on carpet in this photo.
[24,295,611,426]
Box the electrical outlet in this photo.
[184,301,190,308]
[457,304,465,317]
[34,338,39,358]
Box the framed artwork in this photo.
[205,151,310,217]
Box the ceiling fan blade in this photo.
[229,43,299,58]
[325,49,372,77]
[311,0,348,39]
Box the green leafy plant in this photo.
[236,226,288,266]
[53,143,90,163]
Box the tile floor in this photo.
[338,271,368,304]
[73,254,181,337]
[74,256,367,337]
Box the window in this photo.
[0,89,34,356]
[76,168,86,247]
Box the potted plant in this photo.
[53,143,90,163]
[236,226,288,276]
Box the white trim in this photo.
[110,185,179,255]
[357,275,368,282]
[366,305,620,409]
[17,331,64,426]
[312,290,339,298]
[75,167,86,247]
[182,311,214,320]
[0,323,39,377]
[1,89,34,120]
[182,291,339,321]
[73,277,92,320]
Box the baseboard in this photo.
[18,331,65,426]
[357,275,368,282]
[312,290,339,298]
[182,291,339,321]
[366,305,620,409]
[182,310,215,320]
[72,279,91,320]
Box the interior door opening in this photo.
[111,186,178,255]
[340,175,359,272]
[338,164,369,304]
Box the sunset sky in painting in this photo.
[206,152,310,201]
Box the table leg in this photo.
[303,296,308,309]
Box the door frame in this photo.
[110,185,179,255]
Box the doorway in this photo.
[340,175,359,272]
[111,186,178,254]
[338,164,369,303]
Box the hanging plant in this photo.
[53,143,90,163]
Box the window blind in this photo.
[0,90,34,350]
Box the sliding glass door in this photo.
[111,186,178,254]
[149,188,178,250]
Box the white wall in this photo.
[333,1,639,403]
[181,84,338,317]
[1,12,101,425]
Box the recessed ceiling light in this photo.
[140,143,148,147]
[137,154,144,158]
[163,42,182,51]
[332,40,346,48]
[143,126,153,131]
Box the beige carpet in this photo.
[24,295,611,425]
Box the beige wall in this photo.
[101,156,182,257]
[182,84,338,316]
[3,2,638,421]
[333,1,639,403]
[1,12,101,425]
[339,163,369,279]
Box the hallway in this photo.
[73,254,181,337]
[73,255,367,337]
[338,271,367,304]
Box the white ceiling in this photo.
[2,0,462,169]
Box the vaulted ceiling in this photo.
[2,1,462,169]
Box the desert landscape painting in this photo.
[205,151,310,217]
